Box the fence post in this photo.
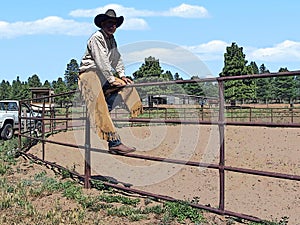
[65,105,69,131]
[165,108,167,120]
[18,101,22,150]
[218,79,225,212]
[42,100,46,161]
[84,105,91,189]
[50,107,52,134]
[271,108,273,123]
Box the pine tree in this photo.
[182,76,205,96]
[272,68,297,103]
[174,72,182,80]
[0,80,11,100]
[10,76,24,100]
[133,56,164,79]
[64,59,79,90]
[43,80,52,88]
[133,56,171,99]
[219,42,256,104]
[295,75,300,101]
[163,70,174,80]
[256,64,272,103]
[52,77,68,107]
[28,74,42,88]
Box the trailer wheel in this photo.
[1,123,14,140]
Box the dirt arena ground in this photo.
[28,124,300,224]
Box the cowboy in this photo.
[78,9,143,154]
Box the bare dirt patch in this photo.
[28,125,300,224]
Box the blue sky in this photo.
[0,0,299,83]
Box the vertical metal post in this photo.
[18,101,22,150]
[84,105,91,188]
[165,108,167,120]
[65,106,69,130]
[271,108,273,123]
[42,100,46,160]
[52,107,55,135]
[50,107,53,135]
[218,79,225,212]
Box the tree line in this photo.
[0,43,299,105]
[220,43,300,105]
[0,59,79,107]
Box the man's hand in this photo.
[121,76,133,84]
[110,76,133,87]
[111,80,124,86]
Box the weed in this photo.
[0,162,9,175]
[98,193,140,206]
[91,179,108,191]
[62,181,83,201]
[0,195,12,209]
[249,216,289,225]
[61,167,72,179]
[0,138,19,175]
[78,195,97,209]
[143,204,164,214]
[163,200,206,224]
[34,170,47,181]
[107,205,146,221]
[0,139,291,224]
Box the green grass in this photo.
[0,138,290,224]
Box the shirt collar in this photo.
[100,29,114,40]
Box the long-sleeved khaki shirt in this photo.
[79,29,125,84]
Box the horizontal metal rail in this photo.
[19,148,263,223]
[18,70,300,223]
[217,70,300,81]
[19,133,300,182]
[113,117,300,128]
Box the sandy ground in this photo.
[28,124,300,224]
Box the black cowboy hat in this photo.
[94,9,124,28]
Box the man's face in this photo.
[102,19,117,36]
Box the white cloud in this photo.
[0,4,209,38]
[183,40,300,65]
[120,39,300,77]
[121,18,149,30]
[70,3,209,18]
[248,40,300,62]
[183,40,229,61]
[165,3,209,18]
[69,4,151,31]
[195,40,229,52]
[69,3,209,31]
[0,16,93,38]
[69,4,156,18]
[119,41,211,78]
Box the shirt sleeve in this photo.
[114,57,125,78]
[88,34,116,83]
[110,39,125,78]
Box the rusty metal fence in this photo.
[17,70,300,223]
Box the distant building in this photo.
[145,94,219,108]
[29,87,54,111]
